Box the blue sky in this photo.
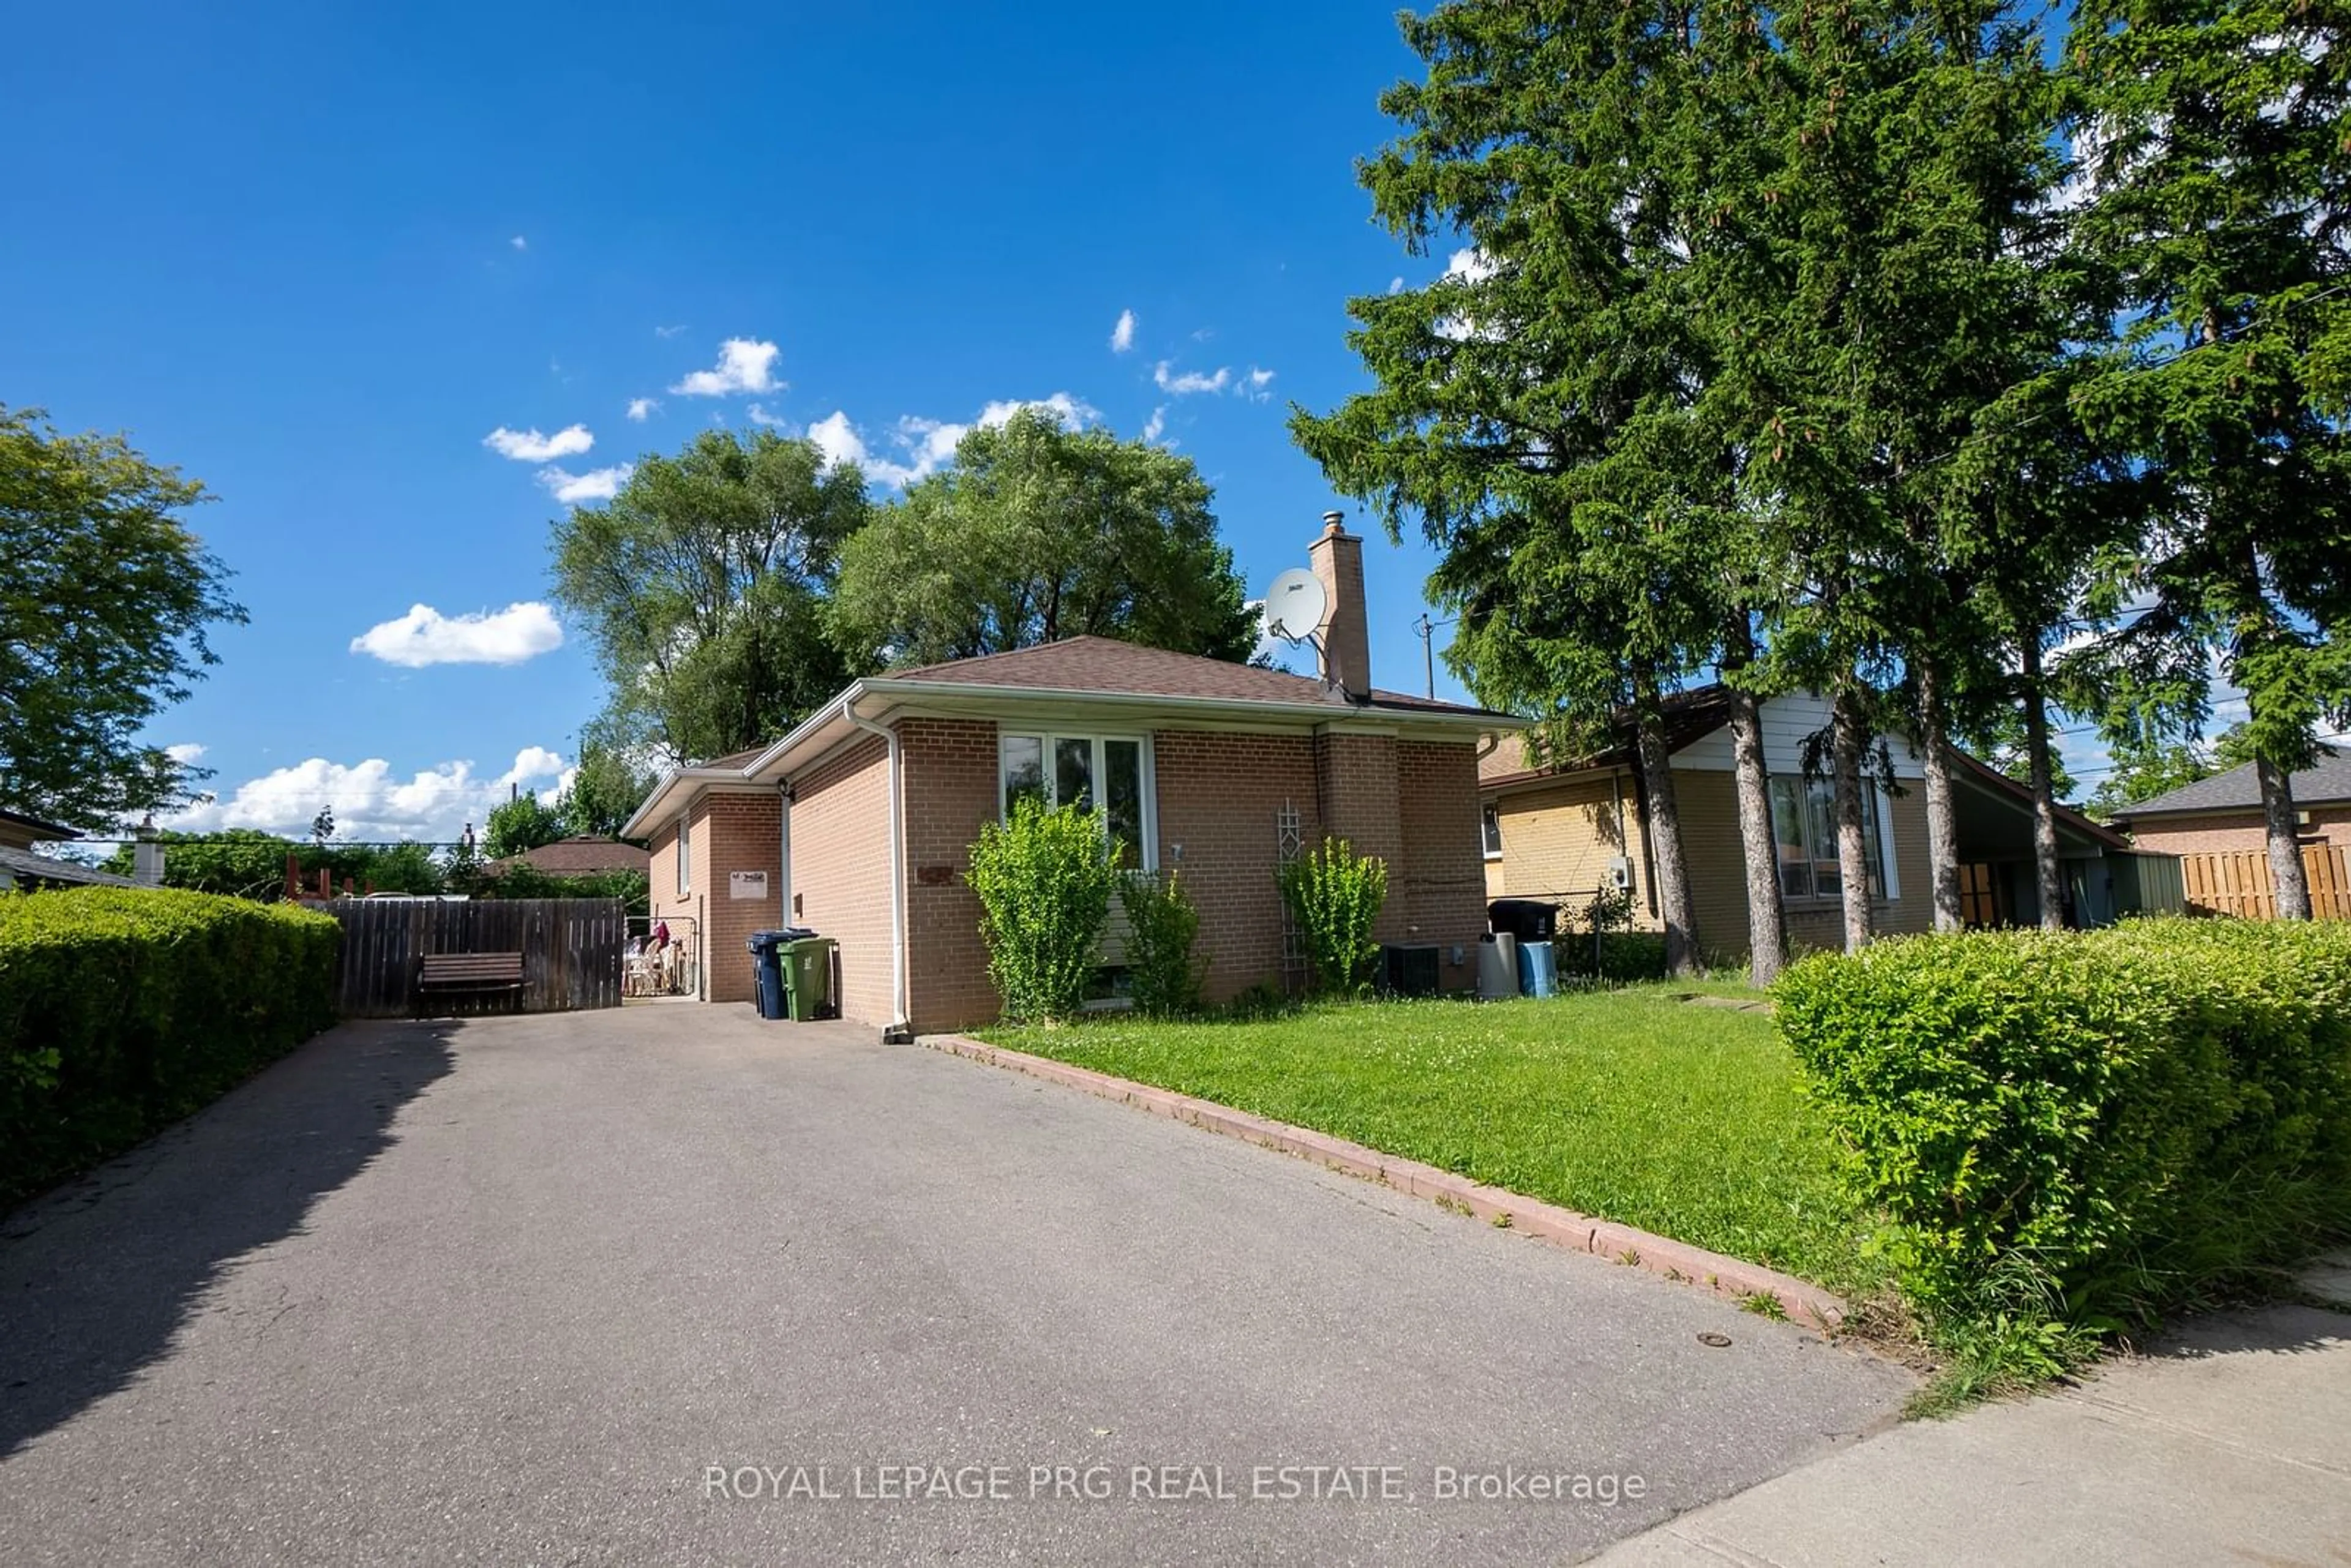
[3,1,1479,842]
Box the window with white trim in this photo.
[1768,776,1888,901]
[1000,733,1155,869]
[676,815,691,896]
[1482,803,1504,859]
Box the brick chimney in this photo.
[1308,509,1370,701]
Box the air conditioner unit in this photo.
[1608,857,1633,891]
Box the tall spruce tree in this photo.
[1292,0,1783,978]
[2069,0,2351,918]
[1720,0,2091,944]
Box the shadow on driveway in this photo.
[0,1019,456,1457]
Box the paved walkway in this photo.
[1599,1301,2351,1566]
[0,1005,1910,1565]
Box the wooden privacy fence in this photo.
[321,898,626,1017]
[2179,846,2351,921]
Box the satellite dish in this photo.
[1262,568,1329,643]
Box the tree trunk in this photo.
[1633,697,1702,978]
[1916,659,1965,933]
[1831,683,1875,953]
[2257,753,2313,920]
[1722,616,1787,986]
[2018,634,2066,929]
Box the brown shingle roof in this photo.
[890,636,1509,719]
[492,836,651,876]
[1480,686,1738,784]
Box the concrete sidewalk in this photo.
[1593,1301,2351,1566]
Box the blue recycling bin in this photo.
[1518,940,1558,999]
[746,930,789,1020]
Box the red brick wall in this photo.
[696,792,783,1003]
[900,718,1000,1032]
[1313,732,1409,944]
[648,808,709,997]
[2129,807,2351,857]
[1154,730,1324,1003]
[789,734,895,1026]
[1396,740,1487,990]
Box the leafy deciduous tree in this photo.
[551,429,871,767]
[0,406,244,830]
[831,410,1259,668]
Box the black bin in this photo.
[746,930,790,1020]
[1488,898,1561,942]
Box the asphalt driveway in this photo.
[0,1004,1910,1565]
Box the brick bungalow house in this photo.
[1480,687,2180,956]
[623,515,1521,1033]
[2109,749,2351,857]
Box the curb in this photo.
[919,1032,1847,1333]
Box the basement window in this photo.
[1769,776,1889,901]
[1000,733,1156,870]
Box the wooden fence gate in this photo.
[322,898,626,1017]
[2178,846,2351,921]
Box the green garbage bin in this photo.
[780,935,835,1022]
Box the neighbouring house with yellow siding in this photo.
[1480,688,2177,963]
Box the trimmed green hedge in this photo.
[1775,919,2351,1359]
[1,887,340,1207]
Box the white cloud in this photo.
[1239,367,1276,402]
[808,411,874,473]
[350,602,565,668]
[1110,309,1137,353]
[167,747,572,842]
[1446,247,1498,283]
[510,235,527,251]
[655,323,689,339]
[747,403,793,429]
[538,465,632,504]
[811,411,965,488]
[978,392,1098,430]
[1438,248,1503,342]
[811,393,1097,489]
[164,742,207,764]
[626,397,658,422]
[484,424,593,462]
[1141,406,1166,443]
[670,337,782,396]
[1389,276,1404,294]
[1154,361,1231,396]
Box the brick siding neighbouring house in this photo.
[789,735,896,1027]
[2126,806,2351,858]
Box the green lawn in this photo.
[981,986,1880,1296]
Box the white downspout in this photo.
[777,781,793,926]
[846,706,911,1040]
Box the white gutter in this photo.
[844,699,912,1041]
[618,764,757,841]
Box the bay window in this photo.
[1000,732,1155,869]
[1768,776,1890,901]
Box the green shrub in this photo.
[1558,931,1668,985]
[0,886,340,1207]
[1277,838,1389,996]
[966,797,1120,1023]
[1119,869,1204,1017]
[1774,918,2351,1382]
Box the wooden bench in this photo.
[416,951,525,1013]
